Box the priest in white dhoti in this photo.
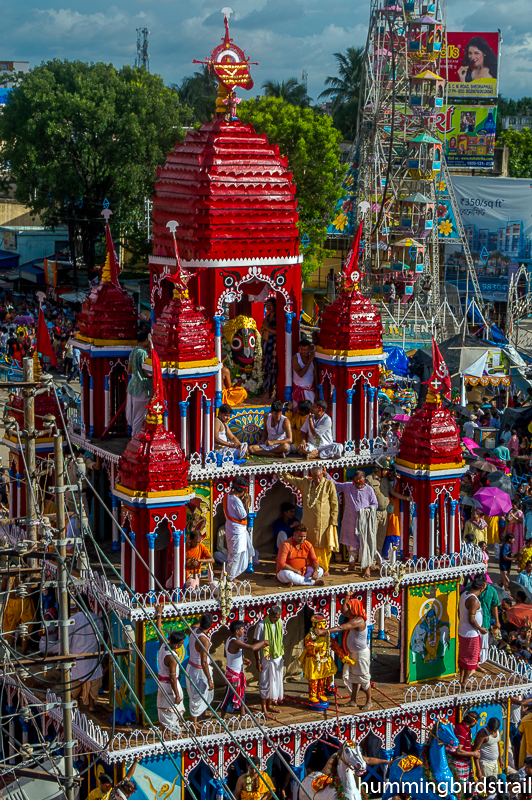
[298,400,343,460]
[254,605,284,714]
[185,613,215,725]
[156,628,186,734]
[223,477,254,581]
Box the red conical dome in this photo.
[318,290,383,354]
[151,289,216,365]
[118,347,189,493]
[10,353,65,432]
[118,426,189,493]
[395,400,464,469]
[151,117,300,263]
[77,282,138,344]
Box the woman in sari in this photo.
[260,298,277,399]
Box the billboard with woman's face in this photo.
[442,32,500,98]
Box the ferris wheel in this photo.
[353,0,484,333]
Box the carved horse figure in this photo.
[383,719,460,800]
[301,741,367,800]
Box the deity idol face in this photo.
[231,327,256,372]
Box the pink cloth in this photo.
[509,436,520,458]
[508,510,525,553]
[458,634,481,671]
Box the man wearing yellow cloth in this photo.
[280,465,338,574]
[235,758,274,800]
[222,360,248,407]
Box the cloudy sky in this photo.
[1,0,526,101]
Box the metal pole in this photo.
[22,357,37,567]
[54,431,75,800]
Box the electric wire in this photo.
[48,379,318,800]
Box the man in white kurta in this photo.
[299,400,343,459]
[223,477,254,581]
[254,605,284,714]
[186,613,215,724]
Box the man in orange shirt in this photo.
[185,531,214,581]
[276,524,325,587]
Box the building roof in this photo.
[318,289,383,354]
[396,397,463,470]
[76,281,138,344]
[151,116,300,263]
[151,288,216,366]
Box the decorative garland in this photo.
[307,478,327,509]
[421,745,463,800]
[329,753,368,800]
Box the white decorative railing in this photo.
[380,545,484,578]
[90,571,252,618]
[187,441,399,477]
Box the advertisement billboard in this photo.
[442,32,499,98]
[438,176,532,291]
[437,105,497,169]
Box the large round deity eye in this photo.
[248,334,256,348]
[232,336,242,350]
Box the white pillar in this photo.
[204,399,211,455]
[332,387,337,440]
[346,390,354,442]
[429,503,437,558]
[363,382,367,439]
[80,371,85,435]
[285,310,295,402]
[130,531,136,592]
[368,392,374,442]
[147,532,155,597]
[412,502,417,557]
[89,375,94,437]
[8,469,13,519]
[213,316,223,409]
[460,375,466,406]
[173,529,181,593]
[179,401,188,454]
[121,531,126,583]
[104,375,110,431]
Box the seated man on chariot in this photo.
[298,400,343,460]
[249,400,292,458]
[214,404,248,459]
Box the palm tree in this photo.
[262,77,311,107]
[319,46,365,109]
[175,65,218,124]
[318,46,365,139]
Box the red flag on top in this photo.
[146,346,166,425]
[104,221,120,286]
[36,307,57,368]
[343,218,364,289]
[429,338,451,401]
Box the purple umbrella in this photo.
[14,314,34,325]
[473,487,512,517]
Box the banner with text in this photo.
[440,105,497,169]
[443,32,499,98]
[438,176,532,286]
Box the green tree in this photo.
[262,77,311,107]
[239,97,345,281]
[497,127,532,178]
[0,59,190,271]
[496,96,532,135]
[319,46,365,139]
[175,65,218,124]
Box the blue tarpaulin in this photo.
[384,346,409,376]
